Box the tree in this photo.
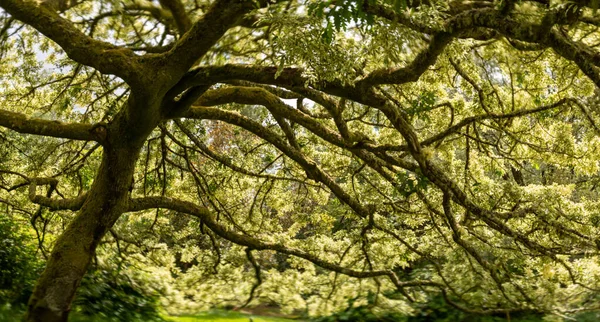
[1,0,600,321]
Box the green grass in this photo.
[0,305,297,322]
[167,309,298,322]
[0,304,21,322]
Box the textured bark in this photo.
[5,1,262,319]
[25,146,142,322]
[158,0,191,34]
[0,0,141,83]
[0,0,596,319]
[0,109,101,142]
[24,96,158,322]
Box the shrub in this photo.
[0,215,42,306]
[73,269,165,322]
[312,295,406,322]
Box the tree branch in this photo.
[421,98,573,147]
[128,196,442,288]
[0,108,105,143]
[452,8,600,87]
[158,0,191,34]
[156,0,268,78]
[0,0,142,84]
[28,177,87,211]
[182,104,373,219]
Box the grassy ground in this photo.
[167,309,298,322]
[0,304,298,322]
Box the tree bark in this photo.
[24,134,145,322]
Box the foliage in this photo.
[312,295,407,322]
[2,0,600,321]
[0,216,42,306]
[0,303,26,322]
[167,309,296,322]
[73,269,165,322]
[312,294,547,322]
[407,296,544,322]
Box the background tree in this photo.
[1,0,600,321]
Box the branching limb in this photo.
[421,98,573,147]
[158,0,191,34]
[240,248,262,308]
[0,109,106,143]
[156,0,274,78]
[0,0,142,84]
[28,177,87,211]
[170,120,312,184]
[182,105,372,218]
[127,196,442,292]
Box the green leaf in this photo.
[394,0,407,12]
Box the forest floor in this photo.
[0,304,300,322]
[167,309,299,322]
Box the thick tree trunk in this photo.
[24,144,142,322]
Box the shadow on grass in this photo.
[167,309,299,322]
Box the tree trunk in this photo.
[24,144,142,322]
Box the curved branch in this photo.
[171,120,313,184]
[190,86,417,174]
[357,32,453,86]
[128,196,442,288]
[240,248,262,308]
[0,109,105,143]
[28,177,87,211]
[454,8,600,87]
[155,0,271,78]
[158,0,191,34]
[0,0,142,84]
[181,105,373,218]
[421,98,573,146]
